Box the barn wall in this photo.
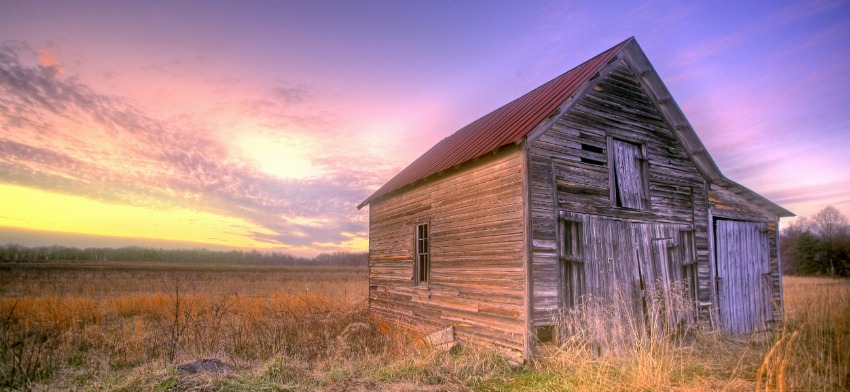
[368,144,526,359]
[527,60,711,327]
[708,184,782,326]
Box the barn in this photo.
[357,37,793,361]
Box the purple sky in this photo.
[1,1,849,255]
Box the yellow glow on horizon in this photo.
[344,236,369,252]
[0,184,278,249]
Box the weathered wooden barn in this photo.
[357,37,793,361]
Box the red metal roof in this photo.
[358,38,632,209]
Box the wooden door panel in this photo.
[715,220,770,334]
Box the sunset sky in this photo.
[2,1,849,256]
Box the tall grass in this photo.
[1,262,847,390]
[531,282,716,391]
[0,262,376,390]
[521,277,850,391]
[758,276,850,390]
[0,290,401,389]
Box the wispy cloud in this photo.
[0,41,383,251]
[668,1,850,197]
[766,180,850,206]
[667,0,846,79]
[271,84,309,104]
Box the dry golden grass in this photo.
[1,262,847,391]
[760,276,850,390]
[490,276,850,391]
[0,261,377,390]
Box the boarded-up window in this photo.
[414,223,430,285]
[610,139,648,210]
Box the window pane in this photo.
[421,255,428,281]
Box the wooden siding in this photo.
[709,185,776,222]
[527,60,711,328]
[368,145,526,359]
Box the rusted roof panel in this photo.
[358,38,632,209]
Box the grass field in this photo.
[1,262,847,391]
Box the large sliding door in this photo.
[714,219,772,335]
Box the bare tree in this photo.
[811,206,849,275]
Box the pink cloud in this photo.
[37,48,64,75]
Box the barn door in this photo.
[644,236,693,336]
[559,213,696,348]
[646,238,675,335]
[714,220,772,335]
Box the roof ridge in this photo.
[358,37,632,209]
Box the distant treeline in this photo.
[781,206,850,277]
[0,244,367,266]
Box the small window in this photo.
[581,144,604,154]
[414,223,430,285]
[580,143,606,166]
[610,138,649,210]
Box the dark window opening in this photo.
[415,223,430,285]
[610,139,649,210]
[581,143,604,154]
[581,144,606,166]
[536,326,554,343]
